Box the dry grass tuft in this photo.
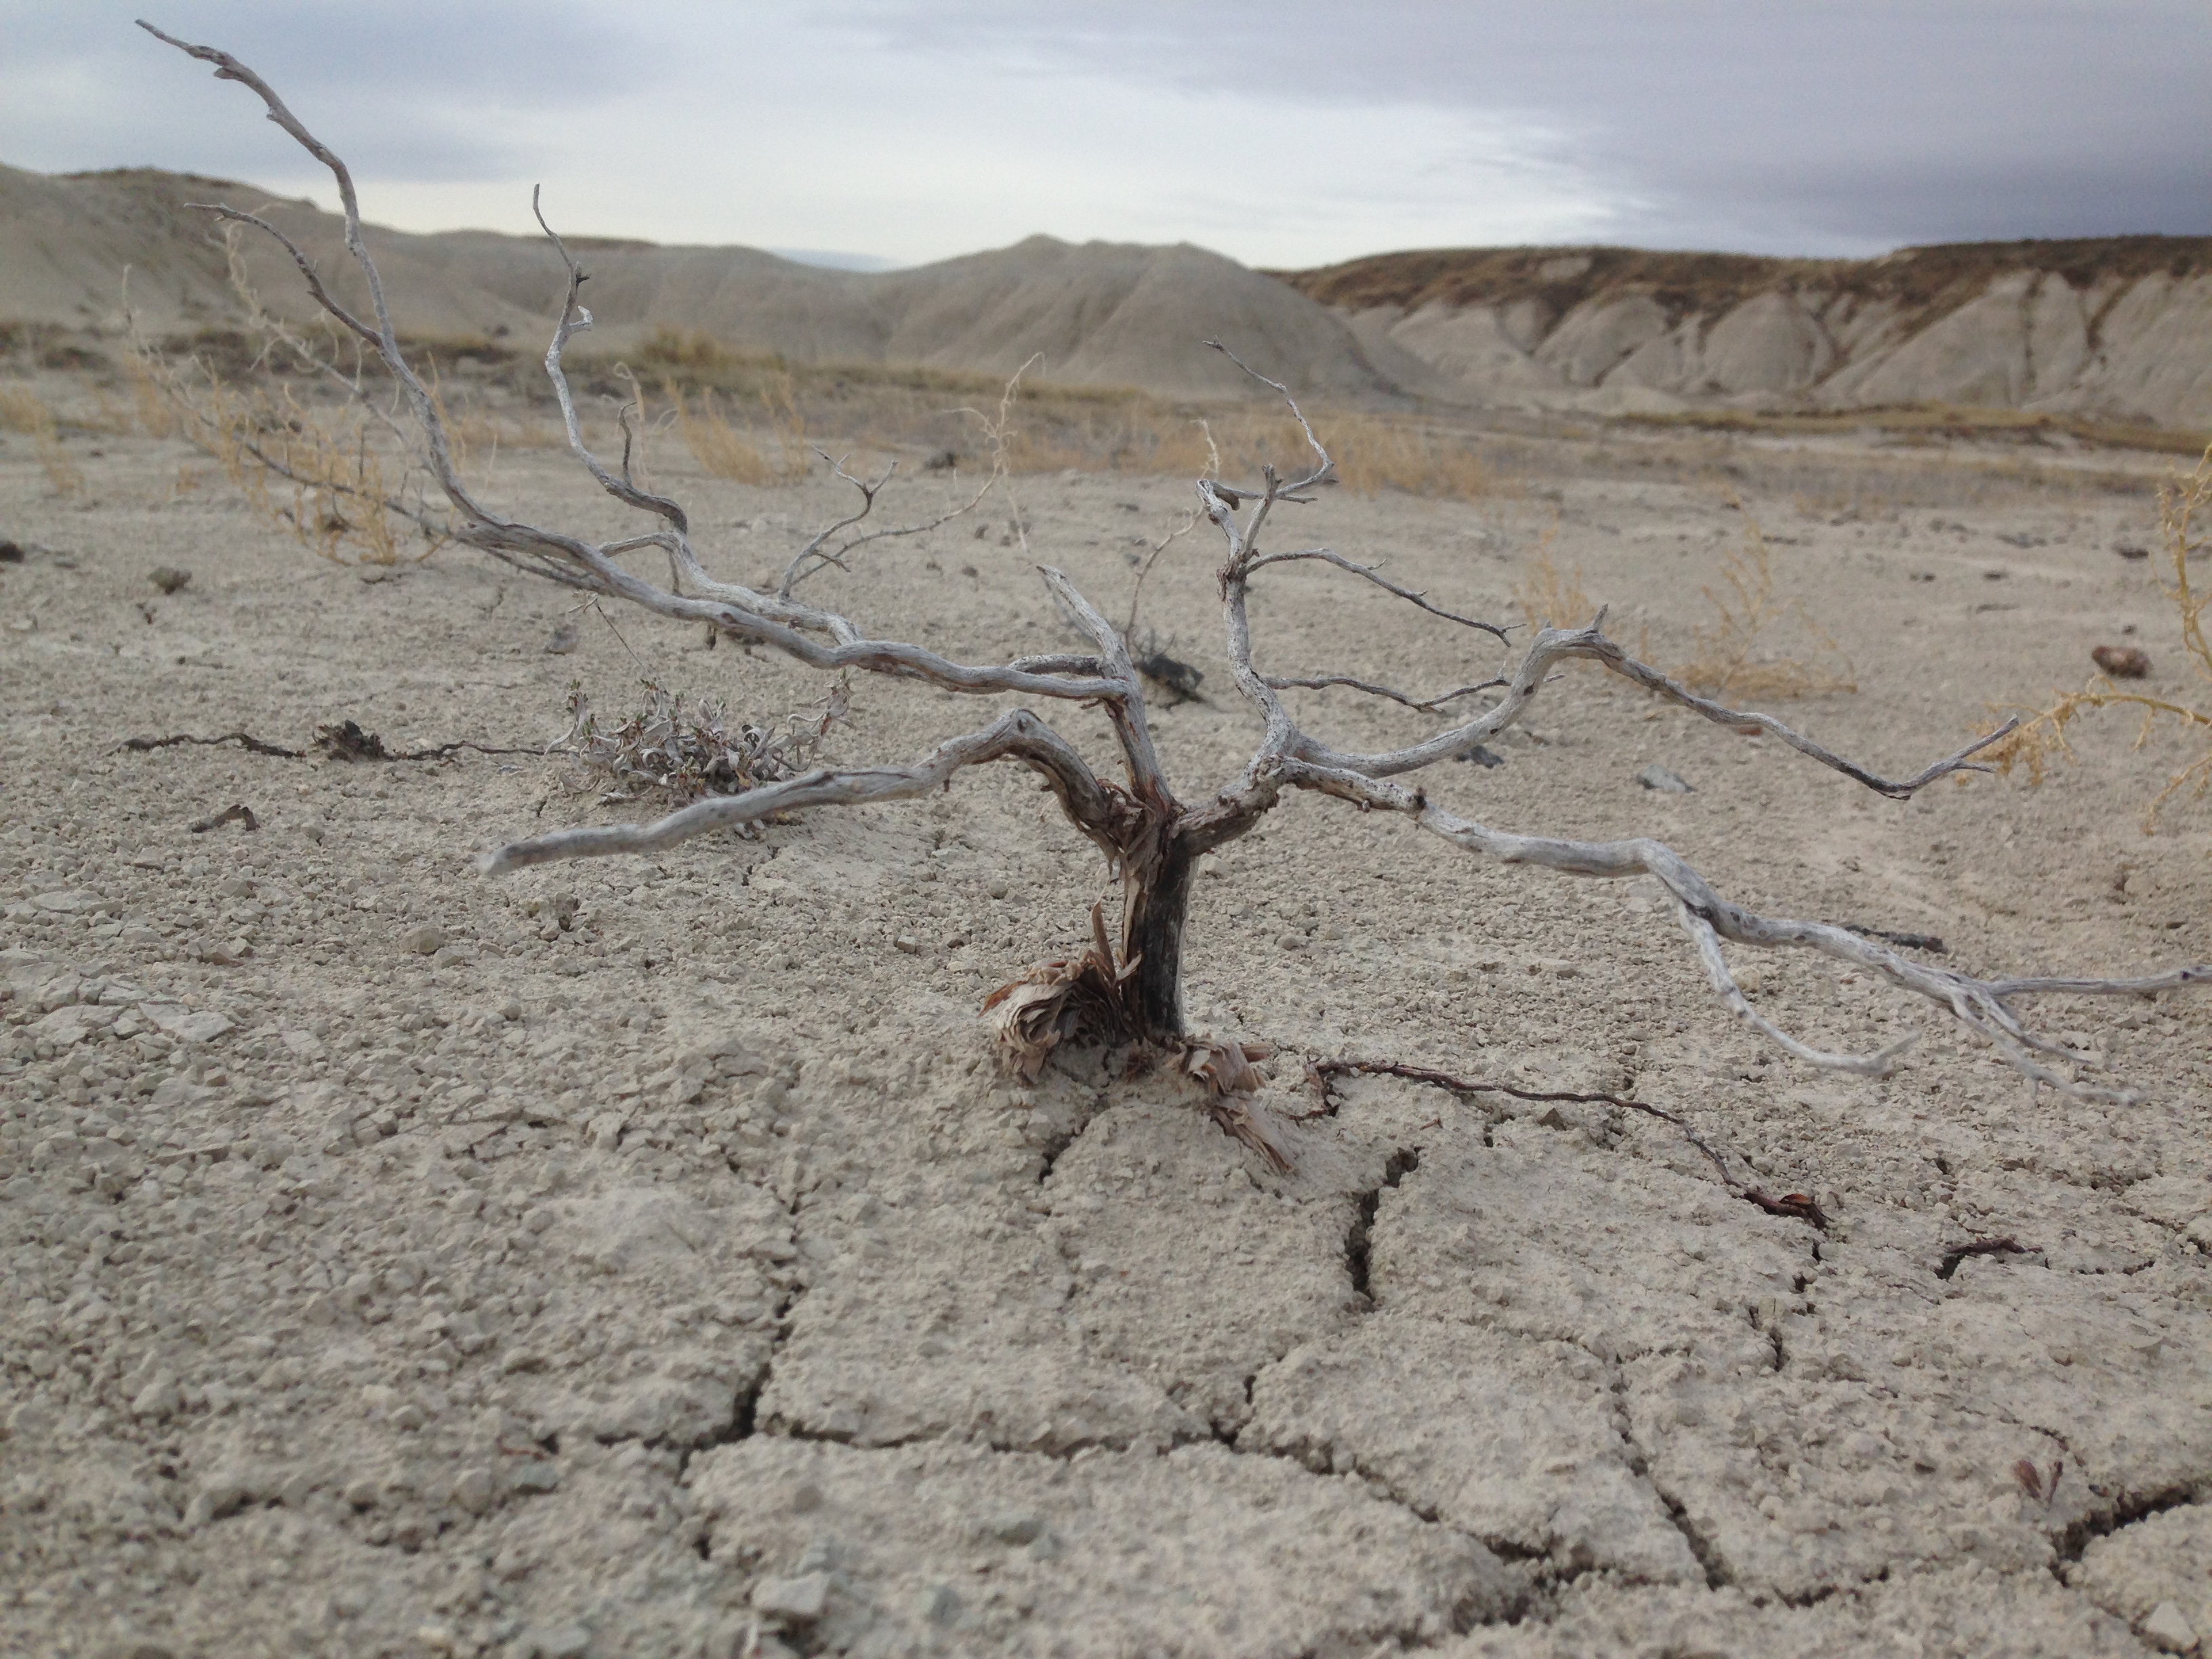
[0,386,86,497]
[129,342,430,565]
[1673,512,1856,699]
[1979,444,2212,829]
[1512,524,1592,631]
[670,375,810,485]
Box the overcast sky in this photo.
[3,1,2207,270]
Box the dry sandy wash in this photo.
[2,405,2211,1658]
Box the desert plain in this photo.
[2,361,2211,1659]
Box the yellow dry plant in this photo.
[127,340,428,565]
[1512,523,1593,632]
[1673,514,1855,699]
[1978,444,2212,830]
[672,375,809,485]
[0,386,85,497]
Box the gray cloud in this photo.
[842,0,2212,252]
[3,1,2204,264]
[1,1,633,182]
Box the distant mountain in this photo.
[1271,240,2212,431]
[5,163,2207,429]
[0,164,1392,401]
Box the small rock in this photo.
[545,622,580,655]
[752,1572,830,1624]
[399,924,447,956]
[2114,539,2151,560]
[450,1467,495,1515]
[184,1473,252,1530]
[499,998,523,1021]
[508,1460,560,1495]
[144,1004,232,1044]
[525,1626,590,1659]
[1277,932,1307,951]
[2142,1602,2197,1654]
[985,1509,1042,1544]
[129,1372,181,1420]
[1637,764,1693,793]
[0,539,22,564]
[343,1477,380,1510]
[918,1583,962,1624]
[2092,644,2151,678]
[893,935,920,954]
[149,567,192,594]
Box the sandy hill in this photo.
[7,163,2209,430]
[0,164,1393,401]
[1271,239,2212,430]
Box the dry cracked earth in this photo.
[2,416,2210,1658]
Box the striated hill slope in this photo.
[1271,240,2212,430]
[0,164,1394,401]
[7,163,2208,430]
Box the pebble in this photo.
[752,1572,830,1623]
[508,1460,560,1495]
[2142,1602,2197,1654]
[400,924,447,956]
[2091,644,2150,678]
[450,1467,495,1515]
[129,1371,180,1420]
[985,1509,1043,1544]
[1637,763,1693,793]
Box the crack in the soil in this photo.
[2057,1480,2204,1561]
[1347,1147,1420,1302]
[1607,1360,1733,1591]
[1936,1236,2031,1280]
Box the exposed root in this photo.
[983,903,1138,1083]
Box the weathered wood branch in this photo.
[1277,757,2205,1103]
[480,710,1133,876]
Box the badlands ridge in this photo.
[3,162,2208,428]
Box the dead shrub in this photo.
[552,674,852,837]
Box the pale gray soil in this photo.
[2,418,2209,1659]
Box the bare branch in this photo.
[1286,617,2014,787]
[1036,566,1167,799]
[1279,756,2205,1103]
[480,709,1132,876]
[1264,674,1507,713]
[1124,508,1200,638]
[1245,547,1513,642]
[1202,339,1332,494]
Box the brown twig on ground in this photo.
[120,731,304,758]
[188,803,260,833]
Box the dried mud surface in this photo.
[3,422,2209,1658]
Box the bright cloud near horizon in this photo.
[2,1,2207,270]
